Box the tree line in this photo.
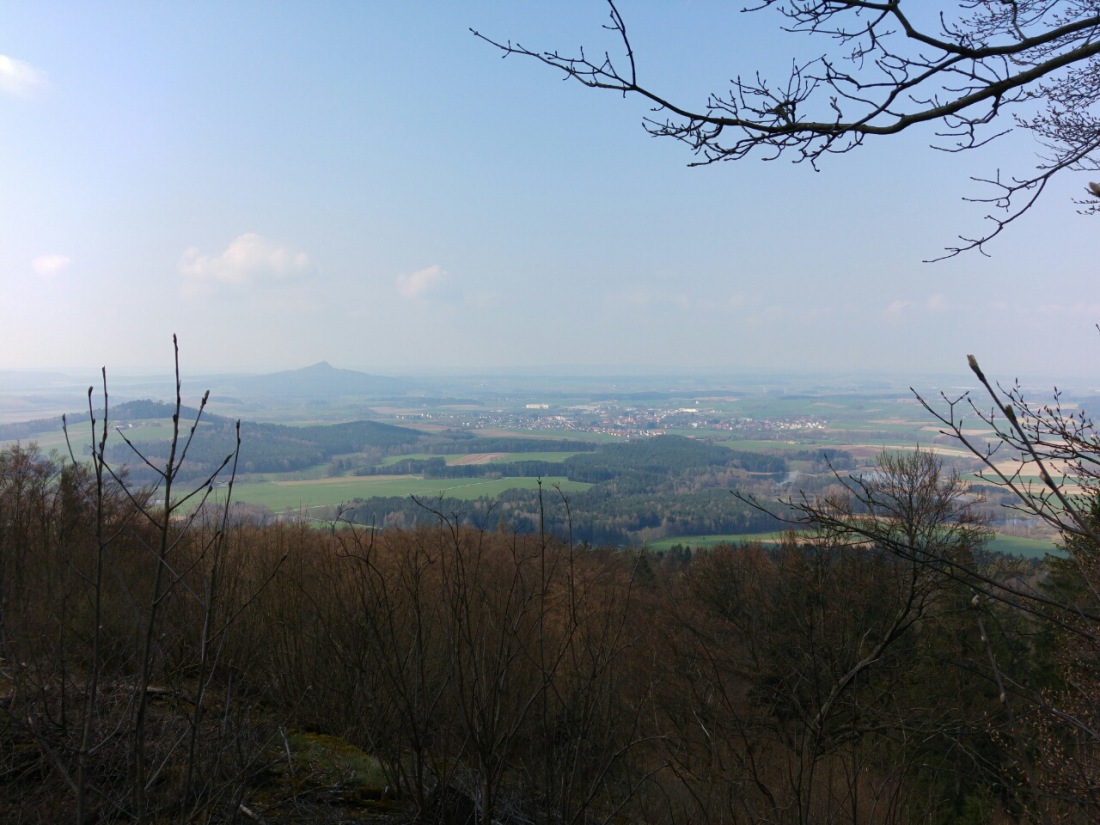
[340,486,786,547]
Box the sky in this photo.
[1,2,1096,384]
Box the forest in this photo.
[334,434,791,545]
[1,378,1098,824]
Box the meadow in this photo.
[378,450,580,466]
[227,473,591,512]
[646,530,1059,558]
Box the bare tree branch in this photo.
[475,1,1100,257]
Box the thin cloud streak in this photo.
[0,55,47,98]
[32,254,71,278]
[396,265,447,299]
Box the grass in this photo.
[247,729,407,820]
[485,451,579,462]
[647,530,1060,558]
[379,451,579,466]
[4,418,207,460]
[227,474,591,511]
[718,439,819,453]
[1,429,75,454]
[646,532,789,551]
[282,731,389,789]
[986,533,1061,559]
[379,453,434,465]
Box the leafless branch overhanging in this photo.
[474,1,1100,258]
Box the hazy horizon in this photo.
[1,358,1092,396]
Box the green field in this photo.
[985,533,1061,558]
[646,532,788,551]
[647,530,1059,558]
[717,439,819,453]
[379,451,579,466]
[484,451,579,462]
[1,429,75,454]
[228,474,591,512]
[3,417,203,458]
[379,453,434,465]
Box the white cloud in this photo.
[180,233,310,294]
[1037,301,1100,318]
[468,290,501,308]
[32,253,71,278]
[886,295,947,316]
[723,293,750,311]
[0,55,47,98]
[615,289,655,307]
[396,264,447,298]
[607,288,692,310]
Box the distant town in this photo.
[393,401,828,441]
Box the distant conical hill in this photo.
[221,361,412,398]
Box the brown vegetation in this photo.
[3,434,1084,824]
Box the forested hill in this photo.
[381,435,789,502]
[221,360,412,398]
[98,405,422,481]
[110,399,210,421]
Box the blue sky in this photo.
[1,2,1096,382]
